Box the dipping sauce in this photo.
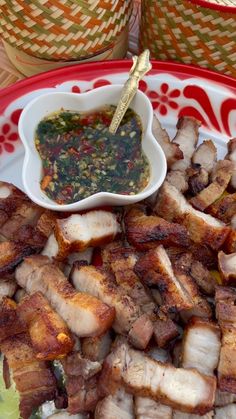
[35,106,150,204]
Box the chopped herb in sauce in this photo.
[35,106,150,204]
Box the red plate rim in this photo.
[187,0,236,13]
[1,59,236,114]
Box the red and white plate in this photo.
[0,60,236,191]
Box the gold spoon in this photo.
[109,49,152,135]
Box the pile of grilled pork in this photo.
[1,116,236,419]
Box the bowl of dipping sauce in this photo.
[18,85,167,211]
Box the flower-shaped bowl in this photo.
[18,85,167,211]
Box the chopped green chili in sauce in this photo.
[35,106,150,204]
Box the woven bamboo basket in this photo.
[2,25,129,77]
[0,0,132,62]
[140,0,236,77]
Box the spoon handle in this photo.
[109,49,152,135]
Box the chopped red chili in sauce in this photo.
[35,106,150,204]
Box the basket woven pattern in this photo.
[0,0,132,61]
[140,0,236,76]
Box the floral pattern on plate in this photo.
[0,61,235,190]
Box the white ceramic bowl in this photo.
[18,85,167,211]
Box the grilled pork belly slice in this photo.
[192,140,217,173]
[42,232,93,270]
[0,276,17,299]
[108,247,179,345]
[62,352,101,379]
[134,245,192,312]
[99,340,216,414]
[211,160,233,182]
[189,243,217,269]
[171,117,200,171]
[134,346,173,418]
[135,396,172,419]
[190,160,233,211]
[0,333,56,419]
[174,274,212,321]
[71,264,141,334]
[17,291,74,360]
[153,316,179,348]
[135,245,207,316]
[0,241,34,275]
[124,206,190,251]
[0,181,29,227]
[15,255,115,337]
[0,201,44,241]
[214,404,236,419]
[169,250,215,295]
[13,224,46,250]
[190,260,215,296]
[102,241,138,266]
[63,249,93,276]
[128,313,154,349]
[218,251,236,284]
[95,387,134,419]
[55,210,120,258]
[107,249,179,346]
[173,257,212,320]
[225,137,236,189]
[167,244,217,270]
[62,352,101,413]
[36,210,57,238]
[71,264,153,348]
[0,181,46,249]
[187,166,209,196]
[81,331,112,362]
[166,170,189,193]
[0,297,26,343]
[109,252,156,317]
[154,182,229,250]
[65,375,100,414]
[101,241,136,267]
[152,114,183,168]
[182,317,221,376]
[215,286,236,393]
[207,192,236,223]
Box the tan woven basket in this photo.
[0,0,132,61]
[2,26,129,77]
[140,0,236,77]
